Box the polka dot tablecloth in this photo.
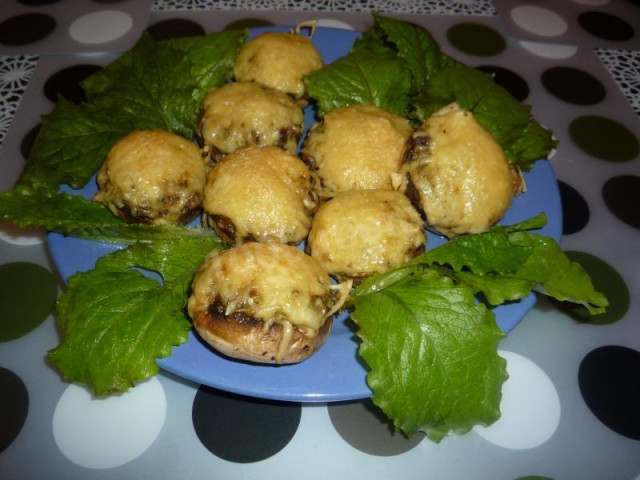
[1,1,639,479]
[493,0,640,50]
[0,0,153,55]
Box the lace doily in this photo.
[0,55,38,146]
[152,0,497,15]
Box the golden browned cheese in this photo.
[301,105,413,198]
[202,146,317,244]
[93,130,207,225]
[404,103,521,238]
[234,31,323,99]
[307,189,426,279]
[188,243,342,334]
[198,82,304,159]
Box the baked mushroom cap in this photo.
[197,81,304,160]
[187,242,351,364]
[301,104,413,198]
[234,31,323,100]
[403,103,523,238]
[93,129,208,225]
[202,145,318,245]
[307,189,426,281]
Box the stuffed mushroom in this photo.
[233,26,323,101]
[197,81,304,161]
[403,103,523,238]
[187,242,351,364]
[93,129,208,225]
[301,104,413,198]
[202,145,318,245]
[307,189,426,281]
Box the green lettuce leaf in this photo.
[351,269,507,441]
[356,14,457,93]
[303,47,413,118]
[81,34,197,138]
[165,29,248,105]
[16,98,140,191]
[422,232,607,314]
[48,236,223,395]
[443,269,533,306]
[351,217,606,440]
[0,186,224,244]
[0,185,122,230]
[358,216,607,315]
[504,231,608,313]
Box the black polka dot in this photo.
[514,477,555,480]
[569,115,639,163]
[556,251,629,326]
[557,181,589,235]
[17,0,61,4]
[146,19,206,41]
[192,387,301,463]
[476,65,529,102]
[0,367,29,454]
[446,22,506,56]
[578,346,640,440]
[224,18,275,30]
[602,175,640,229]
[578,12,635,42]
[328,400,424,455]
[43,64,103,104]
[0,14,56,46]
[541,67,606,105]
[21,124,42,160]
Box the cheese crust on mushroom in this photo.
[234,31,323,100]
[307,189,426,280]
[301,105,413,198]
[187,242,351,364]
[198,81,304,160]
[403,103,522,238]
[202,145,318,245]
[93,129,207,225]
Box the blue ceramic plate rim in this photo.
[47,26,563,403]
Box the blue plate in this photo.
[47,27,562,402]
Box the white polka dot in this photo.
[53,379,166,469]
[572,0,609,5]
[511,5,569,37]
[519,40,578,59]
[474,351,561,449]
[69,10,133,45]
[0,221,45,246]
[315,19,356,31]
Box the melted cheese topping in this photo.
[187,242,338,333]
[93,130,207,225]
[308,189,426,278]
[202,146,316,244]
[234,32,323,99]
[404,103,518,238]
[302,105,413,198]
[198,82,304,156]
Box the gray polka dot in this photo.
[328,400,424,456]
